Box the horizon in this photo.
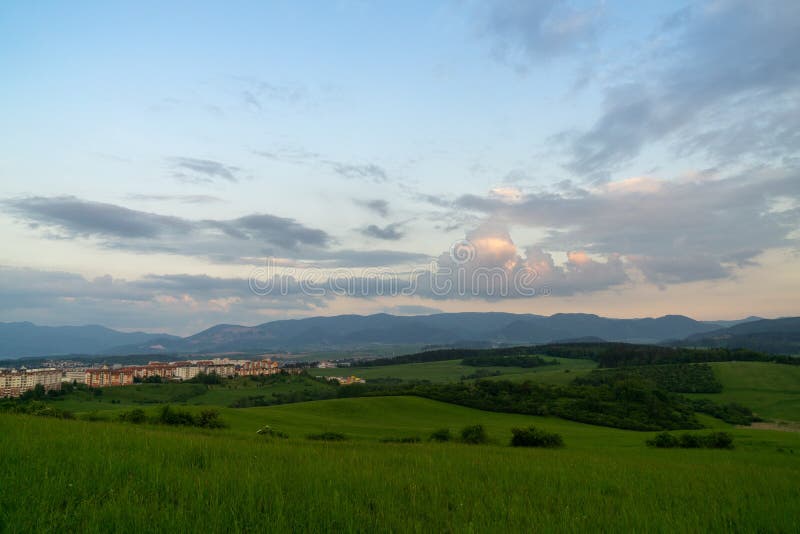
[2,1,799,335]
[1,310,781,338]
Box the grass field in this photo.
[688,362,800,422]
[50,376,333,413]
[2,396,800,533]
[308,356,597,384]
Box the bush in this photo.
[379,436,421,444]
[646,431,734,449]
[256,425,288,439]
[197,409,226,429]
[119,408,147,424]
[155,405,227,429]
[190,372,223,385]
[646,432,679,448]
[428,428,452,442]
[510,427,564,448]
[678,433,704,448]
[460,424,488,444]
[703,432,735,449]
[306,432,347,441]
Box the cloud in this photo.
[126,194,224,204]
[5,195,329,257]
[4,196,434,268]
[329,162,388,183]
[563,0,800,175]
[5,196,192,238]
[417,223,628,299]
[211,214,330,250]
[237,78,308,110]
[480,0,602,64]
[356,199,390,217]
[0,267,323,334]
[361,223,404,241]
[383,305,443,316]
[451,168,800,285]
[169,157,241,183]
[253,147,320,164]
[253,148,390,183]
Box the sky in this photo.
[1,0,799,334]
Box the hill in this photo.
[0,322,179,359]
[2,396,800,532]
[678,317,800,354]
[4,313,791,358]
[108,312,726,354]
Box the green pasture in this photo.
[689,362,800,422]
[2,395,800,533]
[308,356,597,384]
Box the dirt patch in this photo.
[738,421,800,433]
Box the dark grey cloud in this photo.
[564,0,800,175]
[310,249,430,268]
[5,196,191,238]
[170,157,241,183]
[481,0,602,64]
[356,199,390,217]
[4,196,433,268]
[210,214,330,250]
[451,168,800,284]
[5,196,329,257]
[0,267,323,334]
[361,223,404,241]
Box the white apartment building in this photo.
[0,368,63,398]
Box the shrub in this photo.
[646,431,734,449]
[256,425,288,439]
[190,372,223,385]
[428,428,452,442]
[460,424,488,444]
[197,409,226,429]
[379,436,421,444]
[155,405,227,429]
[703,432,735,449]
[646,432,679,448]
[80,411,108,422]
[119,408,147,424]
[678,433,704,448]
[510,427,564,448]
[158,405,196,426]
[306,432,347,441]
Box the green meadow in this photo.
[2,396,800,533]
[686,362,800,421]
[308,356,597,384]
[2,360,800,532]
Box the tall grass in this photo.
[2,410,800,533]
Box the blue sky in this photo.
[1,1,798,333]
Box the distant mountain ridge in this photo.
[2,314,794,359]
[677,317,800,354]
[80,312,736,355]
[0,322,179,359]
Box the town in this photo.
[0,357,280,397]
[0,357,368,398]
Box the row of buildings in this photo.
[1,357,281,397]
[0,368,63,399]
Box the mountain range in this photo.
[0,322,181,359]
[1,313,789,359]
